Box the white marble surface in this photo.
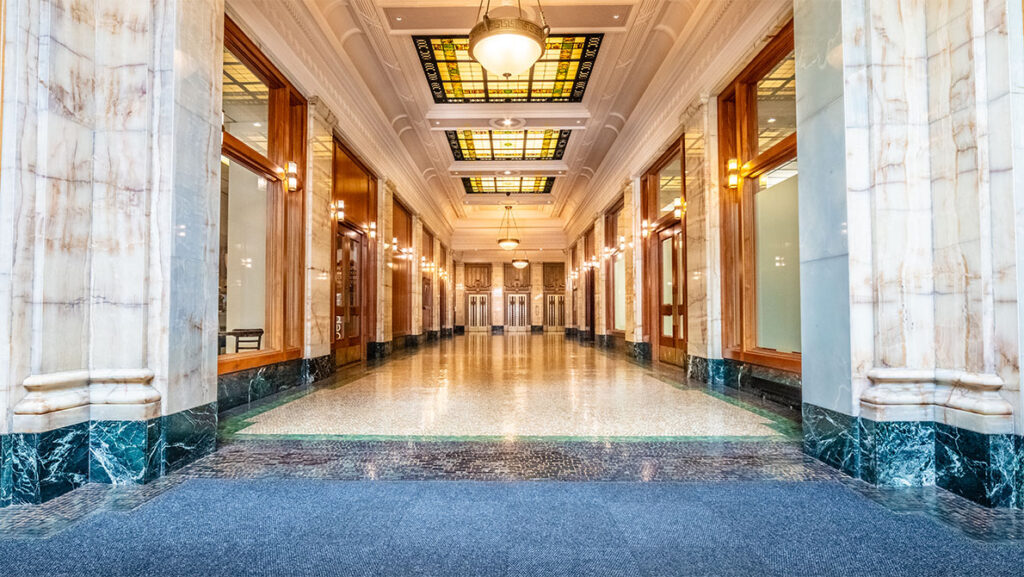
[304,106,334,358]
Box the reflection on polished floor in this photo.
[231,334,791,440]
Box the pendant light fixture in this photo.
[511,250,529,269]
[497,205,521,250]
[469,0,549,79]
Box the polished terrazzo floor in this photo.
[229,334,793,440]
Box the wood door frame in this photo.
[717,19,801,374]
[641,136,686,363]
[603,197,626,337]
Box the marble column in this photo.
[369,180,394,359]
[0,0,221,505]
[410,216,423,341]
[491,262,504,333]
[304,100,334,364]
[530,262,544,332]
[796,0,1024,507]
[454,261,466,332]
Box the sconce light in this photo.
[641,220,650,239]
[332,200,345,222]
[369,222,377,239]
[727,158,739,189]
[285,161,299,191]
[392,237,399,251]
[619,235,626,252]
[673,197,687,219]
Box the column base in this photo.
[2,401,217,507]
[367,341,393,360]
[803,402,1024,508]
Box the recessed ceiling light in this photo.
[434,120,440,125]
[395,16,403,21]
[253,122,262,127]
[768,117,777,123]
[613,14,620,20]
[502,118,513,127]
[503,170,512,175]
[576,120,582,124]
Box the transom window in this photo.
[447,129,571,161]
[461,177,555,194]
[414,35,603,103]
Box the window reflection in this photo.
[657,152,682,218]
[222,47,270,156]
[756,52,796,153]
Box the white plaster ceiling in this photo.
[305,0,704,250]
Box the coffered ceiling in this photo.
[298,0,706,253]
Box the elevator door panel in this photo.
[467,293,490,332]
[544,294,565,330]
[505,293,529,332]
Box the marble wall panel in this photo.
[491,260,504,328]
[530,261,543,327]
[411,216,423,336]
[454,261,465,328]
[304,107,334,359]
[594,217,605,336]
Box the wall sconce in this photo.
[332,200,345,222]
[673,197,686,219]
[727,158,740,189]
[369,222,377,239]
[285,161,299,191]
[641,220,650,239]
[619,235,626,252]
[392,237,399,252]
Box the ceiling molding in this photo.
[562,0,793,241]
[226,0,456,240]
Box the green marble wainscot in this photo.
[858,419,935,487]
[89,418,163,484]
[802,403,860,477]
[163,402,218,473]
[9,422,90,505]
[935,424,1020,509]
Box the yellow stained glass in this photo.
[463,177,554,194]
[415,34,603,103]
[448,129,570,161]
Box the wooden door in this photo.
[657,223,686,366]
[334,226,364,367]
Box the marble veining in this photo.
[935,423,1019,508]
[162,403,217,474]
[217,359,306,413]
[9,423,89,505]
[88,419,163,485]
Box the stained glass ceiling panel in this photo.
[462,177,555,194]
[414,35,603,103]
[446,129,570,161]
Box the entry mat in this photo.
[2,479,1023,576]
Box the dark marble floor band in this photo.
[491,325,504,335]
[530,325,544,334]
[803,403,1024,509]
[1,402,217,508]
[564,327,578,338]
[626,341,651,362]
[453,325,465,335]
[425,330,439,342]
[441,327,454,338]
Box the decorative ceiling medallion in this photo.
[462,176,555,194]
[446,129,570,161]
[414,35,603,103]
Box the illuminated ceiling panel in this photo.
[462,177,555,194]
[414,35,603,103]
[446,129,571,161]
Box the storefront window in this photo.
[754,160,800,352]
[219,159,268,354]
[718,20,799,373]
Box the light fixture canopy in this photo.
[469,1,549,79]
